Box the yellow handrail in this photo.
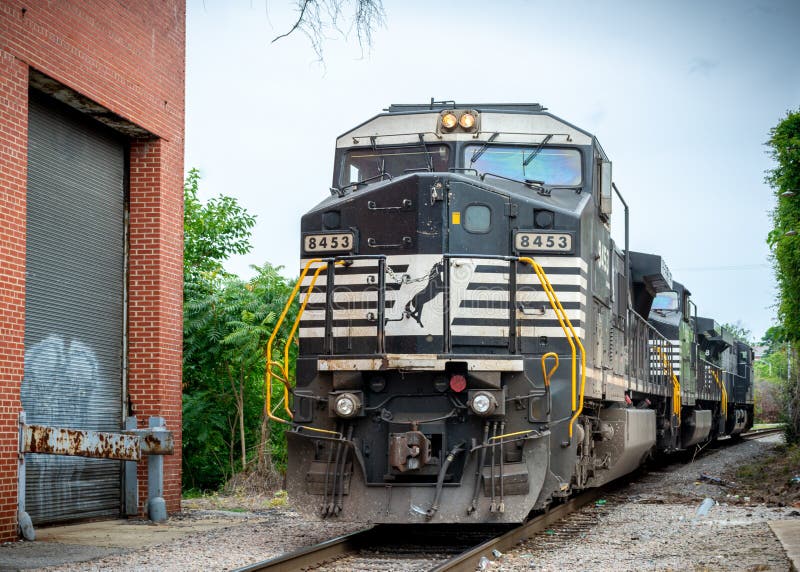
[264,258,327,425]
[653,345,681,424]
[710,369,728,416]
[541,352,559,388]
[295,425,344,438]
[519,259,576,410]
[283,260,347,386]
[277,259,348,420]
[519,257,586,439]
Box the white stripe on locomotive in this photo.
[298,255,587,340]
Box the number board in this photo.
[514,231,573,253]
[303,232,355,253]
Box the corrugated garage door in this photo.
[22,94,125,524]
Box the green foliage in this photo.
[183,168,256,279]
[766,110,800,341]
[755,348,789,381]
[754,328,789,385]
[761,325,786,356]
[766,108,800,442]
[721,321,753,344]
[182,169,295,491]
[182,389,232,488]
[182,488,207,500]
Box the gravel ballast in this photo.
[24,507,365,571]
[488,434,794,571]
[4,435,792,571]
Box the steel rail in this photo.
[232,526,376,572]
[741,427,784,440]
[429,488,603,572]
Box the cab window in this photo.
[341,145,450,185]
[652,291,678,311]
[464,145,582,186]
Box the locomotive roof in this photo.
[386,102,547,113]
[337,102,598,149]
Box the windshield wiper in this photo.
[480,172,546,193]
[330,172,393,196]
[477,174,581,197]
[522,134,552,167]
[370,136,387,179]
[547,185,583,195]
[418,133,433,171]
[469,132,499,164]
[653,308,678,317]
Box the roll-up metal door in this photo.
[22,94,125,524]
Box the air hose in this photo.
[426,442,465,521]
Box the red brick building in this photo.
[0,1,185,540]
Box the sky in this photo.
[185,0,800,341]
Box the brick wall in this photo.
[0,50,29,543]
[0,1,185,541]
[128,138,184,511]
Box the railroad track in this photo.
[234,426,783,572]
[232,488,607,572]
[429,489,606,572]
[232,523,513,572]
[741,426,784,440]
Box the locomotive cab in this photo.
[646,281,721,450]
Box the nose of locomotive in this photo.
[301,174,446,258]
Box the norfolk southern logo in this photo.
[404,261,445,328]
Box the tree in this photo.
[183,168,256,282]
[273,0,386,61]
[761,325,786,356]
[722,321,753,344]
[184,266,294,488]
[766,108,800,441]
[182,170,295,491]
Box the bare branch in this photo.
[271,0,313,43]
[271,0,385,61]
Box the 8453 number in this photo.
[515,232,572,252]
[303,232,354,253]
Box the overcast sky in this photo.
[185,0,800,340]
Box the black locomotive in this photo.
[266,102,754,523]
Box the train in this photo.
[265,102,754,524]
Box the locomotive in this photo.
[266,102,754,524]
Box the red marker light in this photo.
[449,374,467,393]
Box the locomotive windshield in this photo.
[465,145,582,186]
[652,291,679,311]
[340,144,450,185]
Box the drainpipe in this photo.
[147,416,168,523]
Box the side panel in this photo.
[590,408,656,486]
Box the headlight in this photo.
[469,391,497,416]
[439,109,479,134]
[333,393,361,418]
[459,112,476,129]
[441,112,458,130]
